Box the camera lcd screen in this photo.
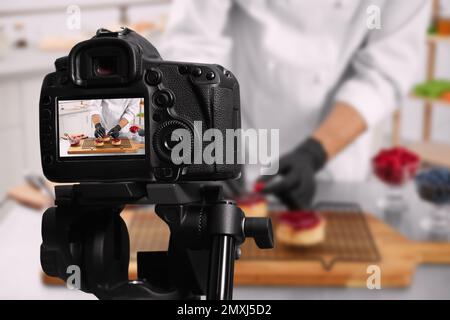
[57,98,145,158]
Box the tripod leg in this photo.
[207,235,236,300]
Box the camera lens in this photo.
[94,57,117,76]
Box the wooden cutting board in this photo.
[42,208,450,288]
[67,138,142,154]
[236,214,417,287]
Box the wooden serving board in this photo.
[237,214,415,287]
[68,138,141,154]
[42,208,450,288]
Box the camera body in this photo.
[40,28,241,182]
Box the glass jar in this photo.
[421,203,450,239]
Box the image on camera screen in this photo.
[57,98,145,157]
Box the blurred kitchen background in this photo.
[0,0,450,198]
[1,0,450,299]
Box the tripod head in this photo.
[40,182,273,300]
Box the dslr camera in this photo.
[38,29,273,300]
[40,28,241,182]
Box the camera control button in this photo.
[223,68,232,78]
[41,133,53,146]
[54,57,68,71]
[42,96,52,106]
[154,167,177,180]
[46,76,56,87]
[192,67,202,77]
[42,138,53,150]
[145,68,162,86]
[153,90,174,108]
[178,65,189,74]
[59,74,69,84]
[206,71,215,80]
[41,109,52,120]
[162,168,173,177]
[42,122,53,133]
[42,155,53,165]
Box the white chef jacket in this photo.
[89,98,140,136]
[160,0,430,183]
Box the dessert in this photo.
[94,138,104,147]
[276,211,326,247]
[65,133,86,146]
[253,182,265,193]
[415,168,450,205]
[372,147,420,186]
[68,133,87,140]
[130,125,140,134]
[70,138,80,147]
[111,138,122,146]
[236,193,268,217]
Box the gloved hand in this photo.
[94,123,106,138]
[258,138,327,210]
[108,124,122,139]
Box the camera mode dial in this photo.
[153,120,192,164]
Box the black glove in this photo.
[94,123,106,138]
[259,138,327,210]
[108,124,122,139]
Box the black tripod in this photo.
[40,182,273,300]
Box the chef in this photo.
[89,98,140,139]
[161,0,430,208]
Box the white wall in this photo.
[388,43,450,145]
